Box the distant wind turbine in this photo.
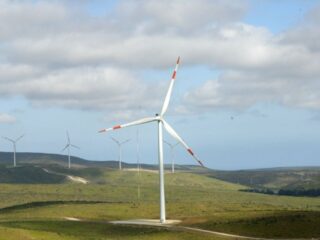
[164,140,179,173]
[111,137,130,170]
[2,134,24,167]
[99,57,203,223]
[61,131,79,169]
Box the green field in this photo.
[0,165,319,240]
[210,167,320,195]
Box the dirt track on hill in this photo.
[42,168,89,184]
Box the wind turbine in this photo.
[111,137,130,170]
[2,134,24,167]
[164,140,179,173]
[99,57,203,224]
[61,131,79,169]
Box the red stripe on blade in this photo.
[113,125,121,130]
[172,71,176,79]
[187,148,194,155]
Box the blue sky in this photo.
[0,0,319,170]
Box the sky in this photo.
[0,0,320,170]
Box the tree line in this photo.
[240,188,320,197]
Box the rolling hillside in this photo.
[0,152,319,238]
[0,152,319,196]
[209,167,320,196]
[0,165,66,184]
[0,169,319,239]
[0,152,200,171]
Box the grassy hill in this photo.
[208,167,320,196]
[0,169,319,239]
[1,152,320,195]
[0,152,200,171]
[0,151,118,168]
[0,151,319,238]
[0,165,66,184]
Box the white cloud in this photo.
[0,66,163,111]
[183,5,320,112]
[0,0,320,114]
[0,0,250,69]
[114,0,248,33]
[0,113,16,124]
[184,69,320,111]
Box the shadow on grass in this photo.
[0,220,173,239]
[0,200,127,213]
[191,210,320,239]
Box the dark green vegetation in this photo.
[0,165,66,184]
[0,152,319,239]
[210,167,320,196]
[0,220,226,240]
[193,211,320,238]
[0,152,198,171]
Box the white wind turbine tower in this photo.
[2,134,24,167]
[111,137,130,170]
[99,57,203,224]
[164,140,179,173]
[61,131,79,169]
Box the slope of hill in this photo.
[0,152,319,238]
[0,152,109,168]
[0,152,205,184]
[0,152,191,170]
[0,169,319,239]
[0,165,66,184]
[1,152,320,197]
[209,167,320,196]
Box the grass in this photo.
[188,211,320,238]
[209,168,320,191]
[0,169,319,239]
[0,221,227,240]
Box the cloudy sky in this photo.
[1,0,320,170]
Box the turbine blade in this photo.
[160,57,180,116]
[99,117,157,133]
[71,144,80,149]
[173,142,180,147]
[163,140,172,147]
[2,136,15,143]
[15,134,24,142]
[111,137,120,145]
[121,139,131,145]
[61,144,69,152]
[66,131,70,144]
[162,120,204,167]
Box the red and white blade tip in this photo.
[187,148,194,155]
[171,57,180,80]
[99,124,122,133]
[187,148,204,167]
